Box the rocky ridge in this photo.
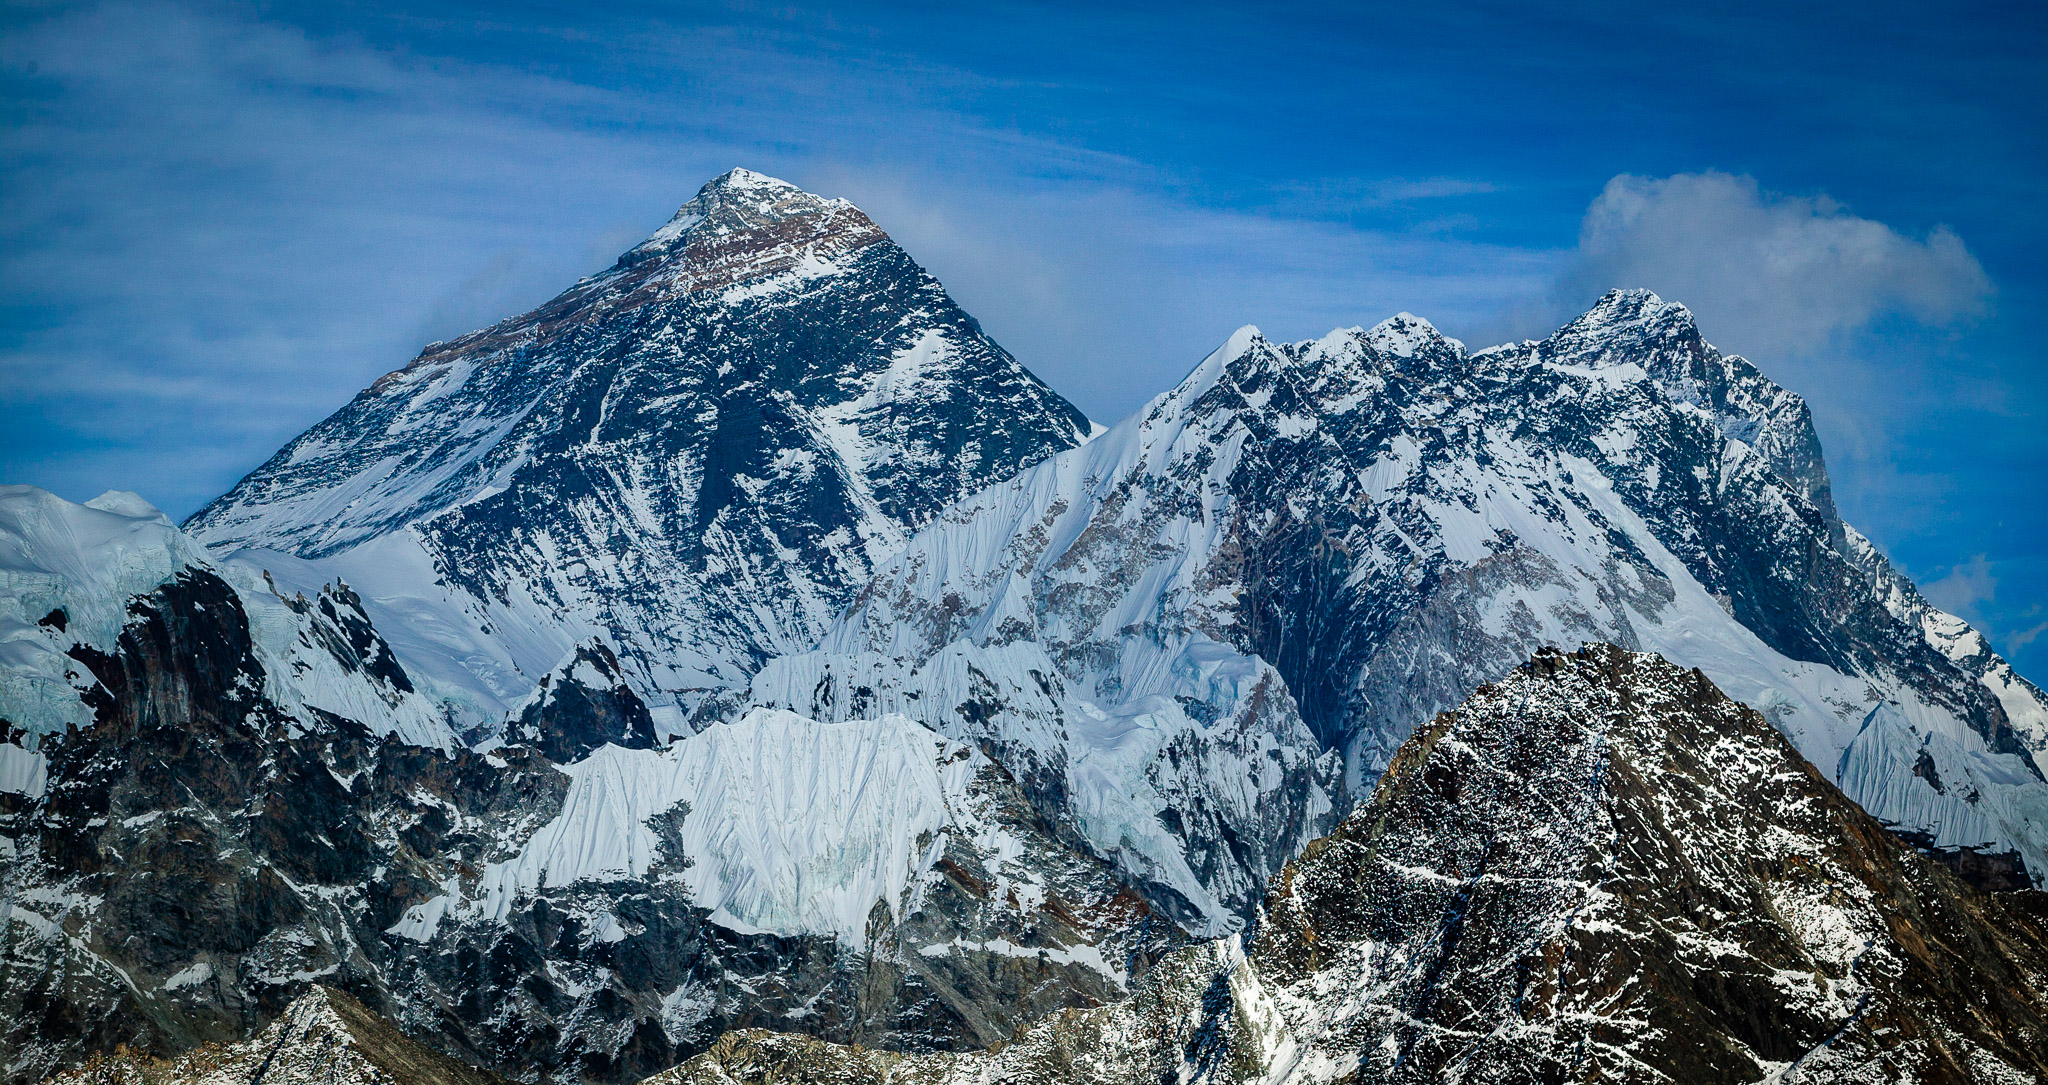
[49,986,503,1085]
[660,645,2048,1084]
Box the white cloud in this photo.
[1553,171,1991,356]
[1922,554,1998,622]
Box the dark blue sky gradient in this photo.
[3,0,2043,672]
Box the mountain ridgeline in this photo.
[2,170,2043,1084]
[183,168,1092,736]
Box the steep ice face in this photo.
[418,709,972,948]
[784,289,2048,898]
[0,486,450,750]
[388,706,1149,974]
[184,169,1092,729]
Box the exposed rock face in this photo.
[658,645,2048,1084]
[503,642,659,761]
[763,293,2048,928]
[49,986,504,1085]
[0,490,1159,1084]
[183,169,1092,734]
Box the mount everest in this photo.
[3,169,2045,1083]
[184,168,1092,738]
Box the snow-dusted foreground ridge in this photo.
[656,646,2048,1085]
[765,291,2048,915]
[184,168,1090,736]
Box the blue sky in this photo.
[3,0,2043,674]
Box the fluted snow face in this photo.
[184,170,1091,731]
[790,291,2048,895]
[396,708,988,950]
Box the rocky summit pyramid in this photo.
[659,645,2048,1084]
[184,169,1092,735]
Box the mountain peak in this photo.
[1563,287,1697,339]
[618,168,881,274]
[700,166,802,196]
[1535,287,1711,377]
[1363,310,1465,362]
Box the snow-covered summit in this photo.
[1362,310,1465,361]
[618,166,878,275]
[1534,289,1722,377]
[184,170,1091,735]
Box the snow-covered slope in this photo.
[657,646,2048,1085]
[0,540,1156,1085]
[762,291,2048,911]
[0,485,451,751]
[184,169,1091,735]
[397,708,1094,952]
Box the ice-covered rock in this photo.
[0,485,450,750]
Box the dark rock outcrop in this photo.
[50,986,506,1085]
[503,643,658,761]
[0,566,1159,1084]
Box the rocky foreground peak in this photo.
[661,644,2048,1084]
